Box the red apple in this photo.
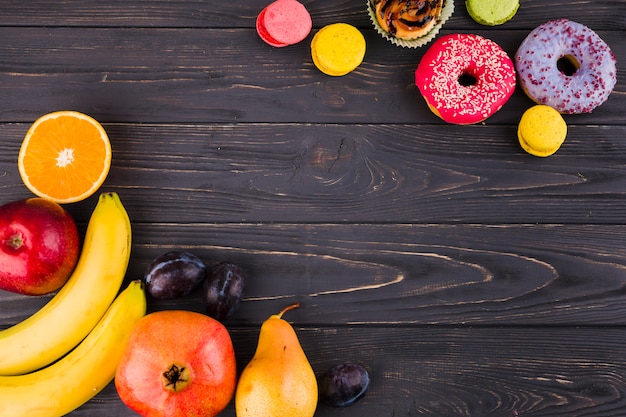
[115,310,237,417]
[0,198,80,295]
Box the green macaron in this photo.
[466,0,519,26]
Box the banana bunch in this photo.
[0,279,146,416]
[0,192,132,375]
[0,192,146,416]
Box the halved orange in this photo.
[18,111,112,204]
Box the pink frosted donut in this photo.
[515,19,617,114]
[415,34,516,125]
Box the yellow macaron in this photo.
[518,105,567,157]
[311,23,365,76]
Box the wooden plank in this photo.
[58,327,626,416]
[2,123,625,224]
[0,28,623,124]
[3,223,624,327]
[0,1,624,417]
[0,0,623,30]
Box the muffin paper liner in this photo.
[367,0,454,48]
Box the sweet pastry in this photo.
[372,0,442,39]
[367,0,454,48]
[518,105,567,157]
[515,19,617,114]
[256,0,312,47]
[466,0,519,26]
[414,33,516,124]
[310,23,366,76]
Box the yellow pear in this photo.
[235,303,318,417]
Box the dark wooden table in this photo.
[1,1,625,416]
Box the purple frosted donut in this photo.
[515,19,617,114]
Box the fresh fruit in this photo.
[319,363,370,407]
[18,110,112,204]
[0,192,131,375]
[0,280,146,417]
[235,303,318,417]
[115,310,237,417]
[203,261,246,321]
[143,251,206,299]
[0,198,79,295]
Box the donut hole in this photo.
[557,54,580,76]
[458,72,477,87]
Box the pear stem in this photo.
[277,302,300,319]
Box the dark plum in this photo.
[203,262,246,322]
[319,363,369,407]
[143,251,206,299]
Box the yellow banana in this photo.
[0,279,146,416]
[0,192,132,375]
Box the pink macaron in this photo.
[256,0,312,47]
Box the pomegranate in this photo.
[0,198,80,295]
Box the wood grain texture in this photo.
[0,0,624,30]
[21,327,626,417]
[0,27,623,124]
[0,0,624,416]
[2,222,625,326]
[2,123,626,224]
